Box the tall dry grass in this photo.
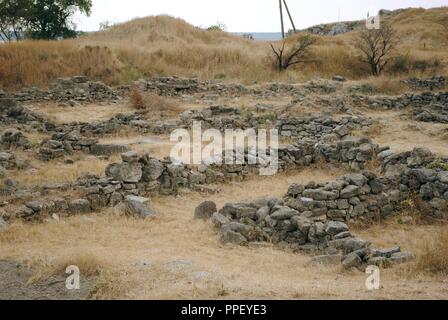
[0,10,447,91]
[415,229,448,276]
[0,41,122,90]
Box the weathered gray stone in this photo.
[389,252,413,264]
[347,174,368,187]
[194,201,217,220]
[333,231,352,239]
[125,195,155,218]
[220,229,247,245]
[220,203,256,219]
[270,207,299,220]
[26,200,45,213]
[291,216,312,235]
[325,221,349,236]
[328,237,370,254]
[106,162,142,183]
[90,144,130,156]
[69,199,91,214]
[340,185,360,198]
[121,151,139,163]
[342,252,363,269]
[437,171,448,184]
[303,189,338,201]
[211,212,231,228]
[371,247,401,259]
[368,257,391,268]
[221,222,253,239]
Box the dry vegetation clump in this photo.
[129,87,145,110]
[129,88,182,116]
[0,41,122,91]
[414,229,448,276]
[398,194,436,225]
[27,252,104,284]
[89,270,133,300]
[367,76,408,95]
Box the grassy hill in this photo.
[0,8,447,91]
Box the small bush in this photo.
[389,54,410,74]
[129,87,145,110]
[399,194,434,224]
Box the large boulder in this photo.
[194,201,217,220]
[220,203,257,220]
[1,129,30,149]
[106,162,142,183]
[141,159,165,182]
[342,252,363,269]
[328,237,370,254]
[90,144,130,156]
[270,207,300,220]
[69,199,91,214]
[125,195,156,218]
[340,185,360,198]
[324,221,349,236]
[211,212,231,228]
[220,229,247,245]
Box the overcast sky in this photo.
[74,0,448,32]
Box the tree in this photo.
[354,24,398,76]
[0,0,92,41]
[207,22,227,32]
[0,0,32,41]
[27,0,92,39]
[270,34,316,71]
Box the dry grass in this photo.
[361,109,448,157]
[414,230,448,276]
[2,167,448,299]
[27,252,104,284]
[27,102,135,124]
[1,9,447,91]
[10,155,113,187]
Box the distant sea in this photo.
[232,32,283,41]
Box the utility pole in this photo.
[279,0,297,39]
[282,0,296,33]
[279,0,285,39]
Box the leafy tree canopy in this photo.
[0,0,92,40]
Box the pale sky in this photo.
[74,0,448,32]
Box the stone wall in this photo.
[351,91,448,123]
[277,116,372,140]
[401,76,445,91]
[205,199,412,269]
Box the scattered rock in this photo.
[194,201,217,220]
[125,195,156,218]
[310,254,342,266]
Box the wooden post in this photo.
[282,0,297,33]
[279,0,285,39]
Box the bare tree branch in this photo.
[270,35,316,71]
[354,24,398,76]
